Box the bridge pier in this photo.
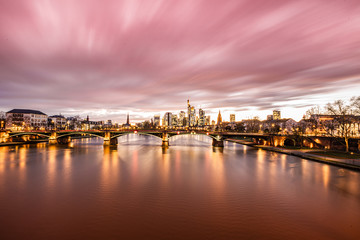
[212,135,224,147]
[0,131,9,143]
[103,132,118,146]
[162,133,169,147]
[48,132,58,145]
[48,132,72,145]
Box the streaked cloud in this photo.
[0,0,359,121]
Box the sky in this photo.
[0,0,360,123]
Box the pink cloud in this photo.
[0,0,359,121]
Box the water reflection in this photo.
[47,145,57,191]
[101,146,119,197]
[209,147,225,202]
[0,136,359,239]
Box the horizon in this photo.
[1,96,356,124]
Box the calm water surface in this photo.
[0,135,359,239]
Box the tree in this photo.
[304,106,323,135]
[269,123,280,134]
[235,122,245,132]
[305,105,321,119]
[351,96,360,114]
[245,117,260,133]
[325,99,355,152]
[351,96,360,137]
[142,120,151,129]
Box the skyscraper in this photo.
[179,111,186,127]
[187,99,191,127]
[199,109,205,127]
[190,106,196,126]
[187,99,196,127]
[164,112,172,127]
[154,115,160,127]
[172,114,178,126]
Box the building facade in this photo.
[164,112,172,127]
[273,110,281,120]
[49,115,67,130]
[6,109,48,130]
[230,114,235,123]
[154,115,160,127]
[198,109,205,127]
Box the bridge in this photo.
[1,130,352,150]
[2,130,227,147]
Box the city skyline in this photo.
[1,1,360,122]
[0,96,357,124]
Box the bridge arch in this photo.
[170,132,220,141]
[284,138,296,147]
[110,132,163,140]
[56,132,105,139]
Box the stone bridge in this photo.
[2,130,358,151]
[4,130,225,147]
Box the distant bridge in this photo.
[1,130,332,149]
[5,130,225,147]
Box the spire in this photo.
[126,113,130,125]
[217,110,222,125]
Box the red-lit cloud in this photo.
[0,0,359,121]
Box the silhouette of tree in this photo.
[325,99,355,152]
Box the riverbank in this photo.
[0,139,48,146]
[227,139,360,171]
[0,136,95,147]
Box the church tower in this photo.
[217,110,222,125]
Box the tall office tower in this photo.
[230,114,235,123]
[154,115,160,127]
[164,112,172,127]
[183,117,188,127]
[187,99,191,127]
[172,114,178,127]
[179,111,186,127]
[199,109,205,127]
[190,106,196,127]
[273,110,281,120]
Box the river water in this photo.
[0,134,359,239]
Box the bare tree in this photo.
[304,106,324,135]
[351,96,360,137]
[305,105,321,119]
[245,117,260,133]
[325,100,354,152]
[351,96,360,114]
